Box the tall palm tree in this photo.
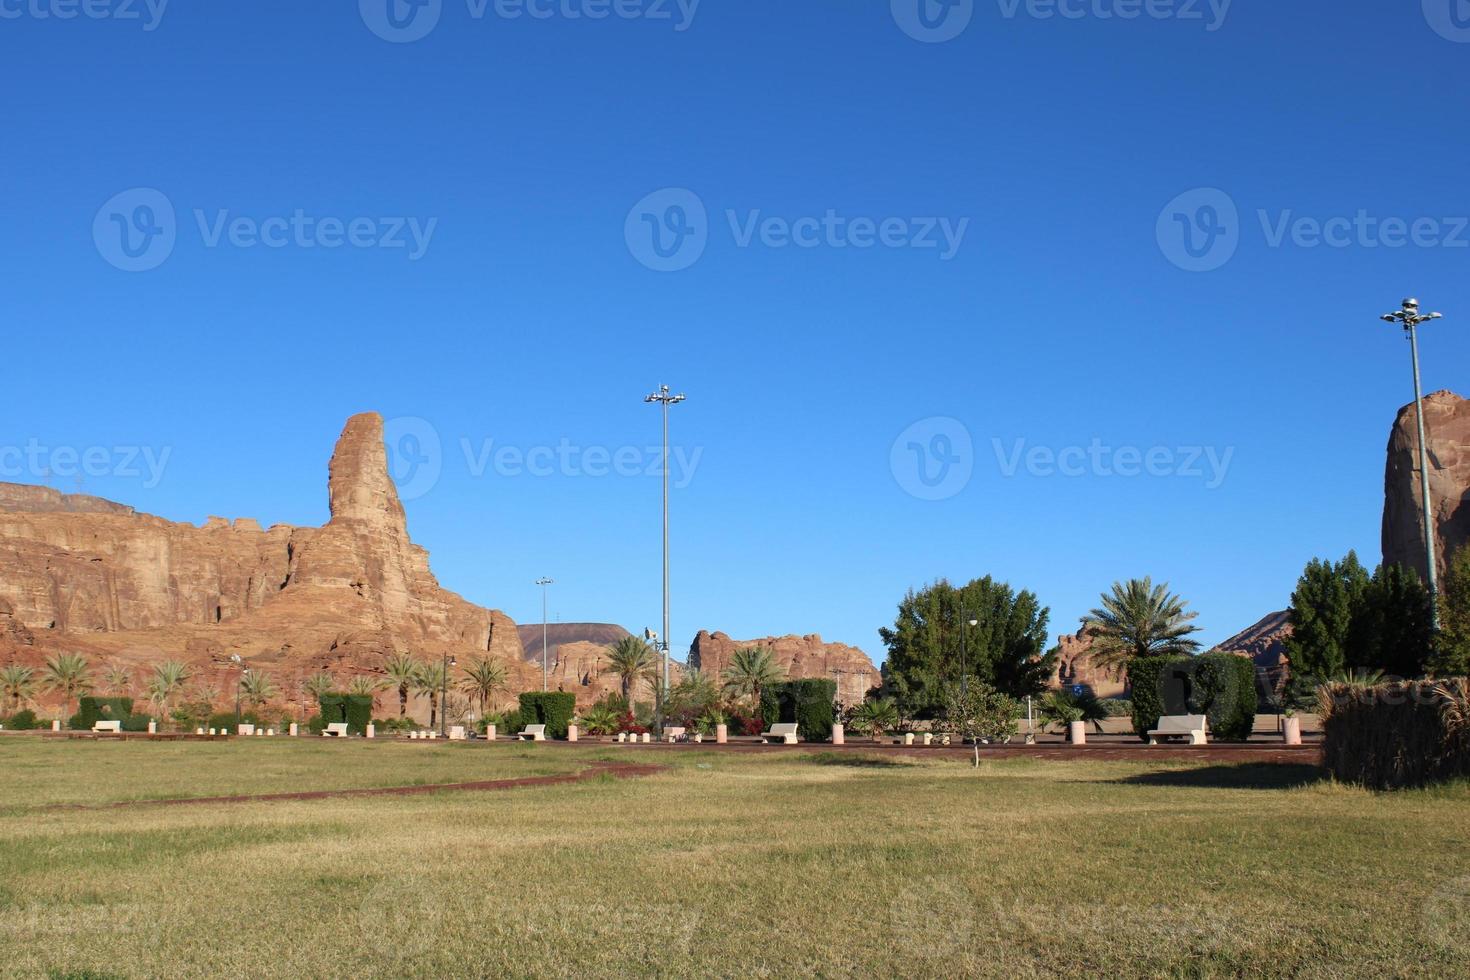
[240,669,279,710]
[146,660,190,721]
[459,657,508,715]
[1080,577,1202,676]
[1,665,35,714]
[102,663,133,698]
[346,674,388,700]
[721,646,785,708]
[603,636,656,704]
[413,659,448,729]
[302,672,336,703]
[42,652,92,719]
[383,652,421,718]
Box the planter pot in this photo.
[1068,721,1087,745]
[1282,717,1302,746]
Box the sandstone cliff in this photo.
[1383,390,1469,588]
[687,631,880,706]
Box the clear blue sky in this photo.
[3,1,1467,661]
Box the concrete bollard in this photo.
[196,727,205,736]
[209,728,217,736]
[1068,721,1087,745]
[716,724,727,744]
[51,719,61,732]
[1283,717,1302,746]
[267,729,275,737]
[903,733,915,746]
[567,725,578,742]
[616,732,627,743]
[366,724,375,739]
[831,723,844,745]
[486,725,496,741]
[147,721,157,735]
[289,723,299,737]
[640,732,651,744]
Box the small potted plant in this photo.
[1282,705,1301,745]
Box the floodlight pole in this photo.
[1380,298,1446,629]
[230,653,244,730]
[441,653,456,737]
[645,384,685,731]
[536,577,554,692]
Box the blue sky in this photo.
[2,1,1467,661]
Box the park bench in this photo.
[322,722,349,738]
[760,723,799,745]
[1147,714,1209,745]
[449,726,467,741]
[92,720,122,734]
[663,726,687,743]
[517,724,546,742]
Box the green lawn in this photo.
[1,741,1467,978]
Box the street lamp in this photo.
[535,577,554,692]
[440,653,456,737]
[230,654,244,731]
[1380,297,1446,627]
[644,384,686,731]
[959,610,977,696]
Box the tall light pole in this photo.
[959,608,977,696]
[645,384,685,729]
[230,653,244,731]
[440,653,456,737]
[1380,297,1446,627]
[535,577,554,692]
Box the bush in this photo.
[1321,678,1470,789]
[305,713,325,735]
[374,717,414,734]
[518,692,577,739]
[69,696,134,731]
[318,694,373,735]
[1098,697,1132,718]
[3,708,41,730]
[1189,652,1257,741]
[1127,656,1177,742]
[121,713,154,732]
[762,680,838,741]
[208,711,263,732]
[483,709,522,736]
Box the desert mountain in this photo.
[687,631,881,706]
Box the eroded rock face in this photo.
[1383,390,1470,588]
[0,413,531,720]
[1215,610,1291,671]
[1048,629,1126,699]
[687,631,881,706]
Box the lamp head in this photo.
[1403,298,1419,310]
[1381,314,1397,323]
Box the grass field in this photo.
[1,740,1467,978]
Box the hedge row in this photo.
[1321,679,1470,789]
[759,679,838,741]
[1128,653,1256,742]
[518,692,577,739]
[318,694,374,735]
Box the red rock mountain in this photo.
[1383,390,1469,588]
[687,631,881,706]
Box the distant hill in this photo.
[516,623,632,663]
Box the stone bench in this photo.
[760,723,798,745]
[1148,714,1208,746]
[92,720,122,734]
[322,722,349,738]
[516,724,546,742]
[663,726,686,743]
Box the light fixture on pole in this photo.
[230,653,244,730]
[440,653,456,737]
[644,384,685,731]
[535,577,554,692]
[960,612,978,696]
[1380,297,1446,627]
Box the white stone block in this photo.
[366,724,376,739]
[567,725,578,742]
[147,721,157,735]
[485,725,496,741]
[716,724,728,744]
[289,723,299,737]
[832,723,845,745]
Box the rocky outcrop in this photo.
[517,623,633,665]
[1048,629,1126,699]
[687,631,880,706]
[0,413,532,721]
[1383,390,1470,588]
[1215,610,1291,671]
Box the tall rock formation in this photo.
[0,413,531,720]
[1383,390,1470,588]
[687,631,881,706]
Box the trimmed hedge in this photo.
[318,694,373,735]
[762,680,839,741]
[1322,679,1470,789]
[518,692,577,739]
[1127,656,1175,742]
[3,709,41,730]
[209,711,264,732]
[1128,653,1256,742]
[69,696,134,731]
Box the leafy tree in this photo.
[1,665,35,714]
[413,660,449,730]
[603,636,657,705]
[721,646,785,708]
[1432,547,1470,677]
[1080,578,1201,677]
[665,670,720,727]
[849,698,899,736]
[459,657,508,715]
[1285,552,1371,680]
[879,577,1051,719]
[240,669,279,710]
[577,703,621,736]
[42,653,92,719]
[942,682,1021,767]
[302,672,336,702]
[1351,563,1434,677]
[383,653,421,718]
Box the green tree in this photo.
[1431,547,1470,677]
[665,670,720,724]
[413,660,448,730]
[146,660,190,721]
[240,669,279,710]
[1,665,35,714]
[1285,552,1370,679]
[721,646,785,708]
[42,652,92,720]
[943,682,1021,767]
[459,657,509,715]
[603,636,657,705]
[383,653,421,718]
[1080,578,1202,677]
[880,577,1051,719]
[1351,563,1434,677]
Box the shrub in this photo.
[68,696,134,731]
[373,717,414,734]
[518,692,577,739]
[305,713,325,735]
[614,711,649,736]
[577,704,621,736]
[1098,697,1132,718]
[1189,652,1257,741]
[317,694,373,735]
[1127,656,1178,742]
[3,708,41,730]
[1320,678,1470,789]
[484,708,522,735]
[121,713,154,733]
[757,680,838,740]
[208,711,263,732]
[1038,690,1108,733]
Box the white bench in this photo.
[322,722,350,738]
[760,723,799,745]
[449,726,467,741]
[1147,714,1209,745]
[516,724,546,742]
[664,726,686,743]
[92,720,122,734]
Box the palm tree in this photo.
[383,653,421,718]
[347,674,387,700]
[667,670,720,718]
[721,646,785,708]
[240,669,279,710]
[1079,578,1202,676]
[603,636,657,705]
[1038,690,1109,734]
[851,698,899,735]
[146,660,190,721]
[1,665,35,714]
[302,672,336,703]
[42,652,92,719]
[413,659,448,730]
[102,663,133,698]
[459,657,508,715]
